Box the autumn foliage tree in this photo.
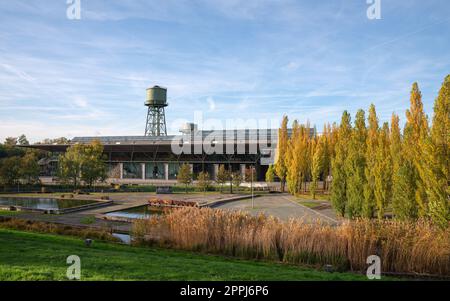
[276,75,449,227]
[419,75,450,227]
[275,116,289,192]
[331,111,352,217]
[345,109,367,218]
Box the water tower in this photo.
[144,85,168,136]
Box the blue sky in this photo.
[0,0,449,142]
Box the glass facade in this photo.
[168,163,181,180]
[108,163,121,179]
[123,163,143,179]
[145,162,165,179]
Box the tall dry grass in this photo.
[132,207,450,276]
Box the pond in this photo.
[112,233,132,245]
[105,205,167,219]
[0,197,98,211]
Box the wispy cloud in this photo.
[0,0,449,142]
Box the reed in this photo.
[133,207,450,276]
[0,217,118,242]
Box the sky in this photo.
[0,0,449,143]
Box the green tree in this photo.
[244,167,256,183]
[419,75,450,227]
[363,104,379,218]
[265,164,276,183]
[0,156,21,186]
[58,144,85,189]
[331,111,352,217]
[311,137,325,200]
[232,171,243,191]
[393,161,419,220]
[404,82,429,217]
[390,113,412,219]
[345,109,367,218]
[177,164,192,193]
[4,137,17,147]
[38,137,69,145]
[216,165,229,193]
[17,134,29,146]
[286,120,299,194]
[321,124,332,191]
[58,141,106,189]
[20,151,40,184]
[80,140,107,189]
[275,116,289,192]
[390,113,402,176]
[286,121,309,195]
[374,122,392,219]
[197,171,211,192]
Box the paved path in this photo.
[213,194,339,225]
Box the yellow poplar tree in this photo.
[419,75,450,227]
[390,113,416,219]
[404,82,429,217]
[374,122,392,219]
[310,136,324,200]
[331,111,352,217]
[275,116,289,192]
[321,124,332,191]
[286,120,300,194]
[363,104,379,218]
[345,109,367,218]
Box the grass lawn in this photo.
[0,229,370,281]
[297,201,321,208]
[0,210,25,216]
[295,193,330,201]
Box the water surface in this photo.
[0,197,97,211]
[105,205,166,219]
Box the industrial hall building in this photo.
[29,86,280,184]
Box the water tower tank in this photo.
[145,85,167,107]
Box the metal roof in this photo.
[71,129,280,145]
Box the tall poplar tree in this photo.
[286,120,298,194]
[363,104,379,218]
[322,124,332,191]
[390,113,414,219]
[374,122,392,219]
[404,82,429,217]
[276,116,289,192]
[331,111,352,217]
[345,109,367,218]
[419,75,450,227]
[311,136,324,200]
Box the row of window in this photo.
[120,163,181,180]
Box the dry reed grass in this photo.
[133,207,450,276]
[0,217,118,242]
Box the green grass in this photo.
[297,201,321,208]
[295,193,330,201]
[0,210,24,216]
[0,229,371,281]
[80,216,96,225]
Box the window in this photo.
[145,162,165,179]
[168,163,181,180]
[123,163,143,179]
